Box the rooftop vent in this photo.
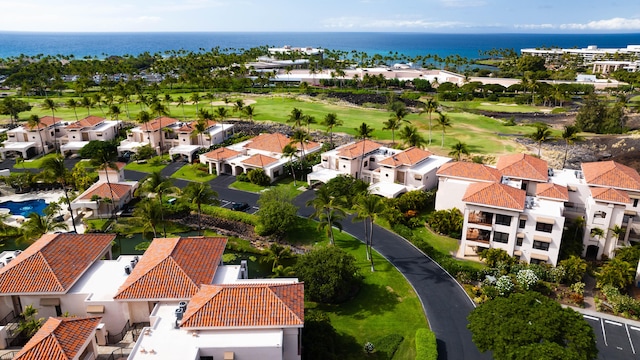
[124,265,131,275]
[5,257,12,264]
[179,301,187,313]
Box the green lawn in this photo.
[442,100,552,113]
[230,177,306,197]
[170,164,216,182]
[311,230,427,359]
[124,155,170,173]
[14,153,59,169]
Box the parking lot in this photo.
[219,199,259,215]
[583,314,640,359]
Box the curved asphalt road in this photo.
[126,170,488,359]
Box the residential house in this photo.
[118,116,179,156]
[200,132,321,183]
[13,317,102,360]
[308,140,451,198]
[1,116,67,159]
[59,116,119,155]
[167,120,234,162]
[70,162,138,219]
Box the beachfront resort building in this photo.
[59,115,119,155]
[117,116,234,161]
[199,132,322,183]
[0,234,304,359]
[70,162,139,219]
[435,154,640,266]
[308,139,451,198]
[521,44,640,73]
[0,116,65,160]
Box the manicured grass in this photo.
[124,155,170,173]
[442,100,551,113]
[230,177,306,197]
[311,230,427,360]
[170,164,216,182]
[14,153,59,169]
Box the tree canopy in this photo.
[256,186,298,236]
[468,291,597,360]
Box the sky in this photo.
[1,0,639,33]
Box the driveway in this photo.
[294,190,490,360]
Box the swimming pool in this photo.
[0,199,48,217]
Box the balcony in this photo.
[468,211,493,226]
[466,228,491,244]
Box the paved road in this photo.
[294,190,490,360]
[579,309,640,360]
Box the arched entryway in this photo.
[585,245,599,260]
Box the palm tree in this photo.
[354,122,375,180]
[528,122,553,157]
[233,99,244,113]
[609,224,626,246]
[66,98,79,120]
[291,128,310,169]
[282,143,298,186]
[183,182,218,235]
[136,110,152,143]
[19,213,68,246]
[353,194,385,271]
[449,141,471,161]
[41,98,59,153]
[133,198,164,238]
[214,106,229,122]
[303,115,316,135]
[90,147,119,219]
[322,112,342,149]
[287,108,305,129]
[261,243,293,272]
[190,93,201,115]
[435,111,452,148]
[27,115,46,155]
[398,124,428,149]
[81,96,93,116]
[141,171,179,237]
[193,119,208,146]
[176,95,187,121]
[108,104,121,120]
[561,124,583,168]
[306,186,346,245]
[42,155,77,233]
[420,98,438,145]
[590,227,605,241]
[243,105,256,122]
[385,102,409,145]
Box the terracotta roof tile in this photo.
[177,120,217,133]
[496,153,548,182]
[202,147,242,161]
[462,182,526,211]
[25,116,63,130]
[180,283,304,328]
[437,161,503,182]
[241,154,279,168]
[244,133,290,153]
[590,187,631,204]
[536,183,569,201]
[378,147,432,167]
[114,237,227,300]
[336,140,382,159]
[15,317,101,360]
[66,116,105,129]
[79,183,132,201]
[141,117,178,132]
[0,234,115,294]
[582,161,640,191]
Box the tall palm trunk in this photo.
[62,181,77,233]
[103,168,118,220]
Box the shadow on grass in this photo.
[319,281,401,320]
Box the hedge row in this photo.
[415,328,437,360]
[199,204,258,226]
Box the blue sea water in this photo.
[0,32,639,60]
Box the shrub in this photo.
[495,275,514,296]
[415,328,437,360]
[247,168,270,186]
[373,334,404,359]
[236,172,249,182]
[516,269,539,290]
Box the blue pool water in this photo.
[0,199,48,217]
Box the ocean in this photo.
[0,32,639,60]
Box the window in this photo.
[55,305,62,317]
[274,170,280,177]
[519,219,526,229]
[535,222,553,233]
[634,198,639,207]
[521,182,528,191]
[530,258,545,265]
[414,174,422,180]
[493,231,509,244]
[495,214,512,226]
[363,161,368,167]
[533,241,550,251]
[516,237,523,246]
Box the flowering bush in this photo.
[516,269,539,290]
[495,275,514,296]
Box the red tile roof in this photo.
[141,117,179,131]
[590,187,631,204]
[202,147,242,161]
[25,116,63,130]
[114,237,227,300]
[66,116,105,129]
[496,153,548,182]
[378,147,432,167]
[242,154,279,168]
[462,182,526,211]
[177,120,217,133]
[0,234,115,294]
[14,317,101,360]
[536,183,569,201]
[581,161,640,191]
[180,283,304,328]
[336,140,382,158]
[436,161,503,182]
[79,183,132,201]
[244,133,289,153]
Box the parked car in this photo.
[231,202,250,211]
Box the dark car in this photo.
[231,202,250,211]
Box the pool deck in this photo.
[0,190,84,232]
